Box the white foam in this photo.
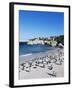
[20,53,32,57]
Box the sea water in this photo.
[19,42,55,56]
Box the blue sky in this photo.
[19,10,64,41]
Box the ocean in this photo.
[19,42,55,56]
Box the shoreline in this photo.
[19,47,64,79]
[19,47,63,64]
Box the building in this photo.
[27,37,57,46]
[27,38,44,45]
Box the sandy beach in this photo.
[19,48,64,79]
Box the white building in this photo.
[27,38,44,45]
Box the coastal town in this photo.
[27,35,64,47]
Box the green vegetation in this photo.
[54,35,64,44]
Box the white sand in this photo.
[19,48,64,79]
